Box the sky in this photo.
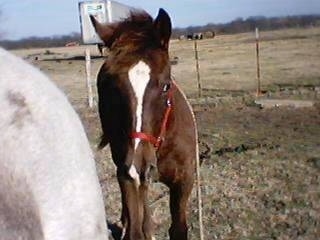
[1,0,320,40]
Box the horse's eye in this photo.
[162,83,171,92]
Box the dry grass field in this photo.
[11,27,320,239]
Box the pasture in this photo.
[12,26,320,239]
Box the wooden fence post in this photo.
[255,27,261,96]
[194,39,204,240]
[85,48,94,108]
[194,40,202,98]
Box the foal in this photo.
[0,48,108,240]
[91,9,198,240]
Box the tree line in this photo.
[0,32,81,50]
[172,14,320,38]
[1,14,320,49]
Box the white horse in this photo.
[0,48,109,240]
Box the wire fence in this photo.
[169,27,320,99]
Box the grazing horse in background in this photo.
[91,8,198,240]
[0,48,109,240]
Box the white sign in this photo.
[79,1,134,44]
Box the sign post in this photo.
[85,48,94,108]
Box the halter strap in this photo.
[131,132,159,147]
[131,81,175,150]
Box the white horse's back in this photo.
[0,48,108,240]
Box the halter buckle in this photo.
[166,99,172,106]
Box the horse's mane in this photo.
[124,11,153,26]
[110,11,160,50]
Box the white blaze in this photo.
[127,61,150,187]
[128,61,151,150]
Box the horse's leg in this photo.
[168,178,193,240]
[140,181,154,240]
[117,171,145,240]
[119,186,128,239]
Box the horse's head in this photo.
[91,9,173,182]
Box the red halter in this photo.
[131,82,175,150]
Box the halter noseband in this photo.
[131,82,175,150]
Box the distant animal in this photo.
[204,30,215,39]
[187,33,203,40]
[195,33,203,40]
[0,48,109,240]
[179,34,186,40]
[90,8,198,240]
[187,34,193,40]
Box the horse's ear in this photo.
[90,15,115,48]
[154,8,172,50]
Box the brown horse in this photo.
[91,9,198,240]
